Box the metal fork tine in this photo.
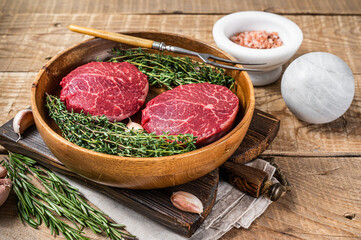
[205,60,264,72]
[154,44,264,71]
[66,25,265,71]
[208,55,266,65]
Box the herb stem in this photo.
[2,153,135,240]
[46,94,197,158]
[109,48,235,90]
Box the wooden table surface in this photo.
[0,0,360,239]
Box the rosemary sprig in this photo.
[109,48,235,90]
[46,94,197,158]
[2,153,134,240]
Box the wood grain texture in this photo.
[220,162,268,198]
[0,108,280,236]
[1,0,360,15]
[2,155,360,239]
[0,180,116,240]
[1,73,360,155]
[230,109,280,163]
[68,24,155,48]
[223,156,361,240]
[257,76,361,154]
[0,13,360,156]
[0,14,360,73]
[30,32,254,189]
[0,105,280,205]
[0,0,360,239]
[0,121,219,237]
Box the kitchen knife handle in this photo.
[220,161,285,201]
[68,24,155,49]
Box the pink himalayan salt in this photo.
[230,31,283,49]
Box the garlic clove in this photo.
[0,166,7,178]
[13,109,35,141]
[0,178,12,207]
[126,119,144,131]
[171,191,203,214]
[0,178,12,186]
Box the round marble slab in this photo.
[281,52,354,124]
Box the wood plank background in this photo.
[1,0,361,15]
[0,0,360,239]
[1,13,360,154]
[1,14,360,73]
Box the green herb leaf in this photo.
[46,94,197,158]
[3,153,135,240]
[109,48,235,90]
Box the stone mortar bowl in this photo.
[213,11,303,86]
[31,32,255,189]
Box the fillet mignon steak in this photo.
[60,62,148,122]
[141,83,239,146]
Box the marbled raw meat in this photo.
[60,62,148,122]
[141,83,239,146]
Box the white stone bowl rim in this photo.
[213,11,303,69]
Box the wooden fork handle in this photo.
[68,24,155,49]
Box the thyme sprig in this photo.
[109,48,235,90]
[2,153,134,240]
[46,94,197,158]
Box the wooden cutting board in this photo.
[0,109,279,237]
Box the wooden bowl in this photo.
[31,32,255,189]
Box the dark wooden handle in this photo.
[68,25,155,48]
[220,161,268,198]
[220,161,286,201]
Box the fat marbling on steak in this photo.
[141,83,239,146]
[60,62,148,122]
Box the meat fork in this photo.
[68,25,264,72]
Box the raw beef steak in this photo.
[141,83,239,146]
[60,62,148,122]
